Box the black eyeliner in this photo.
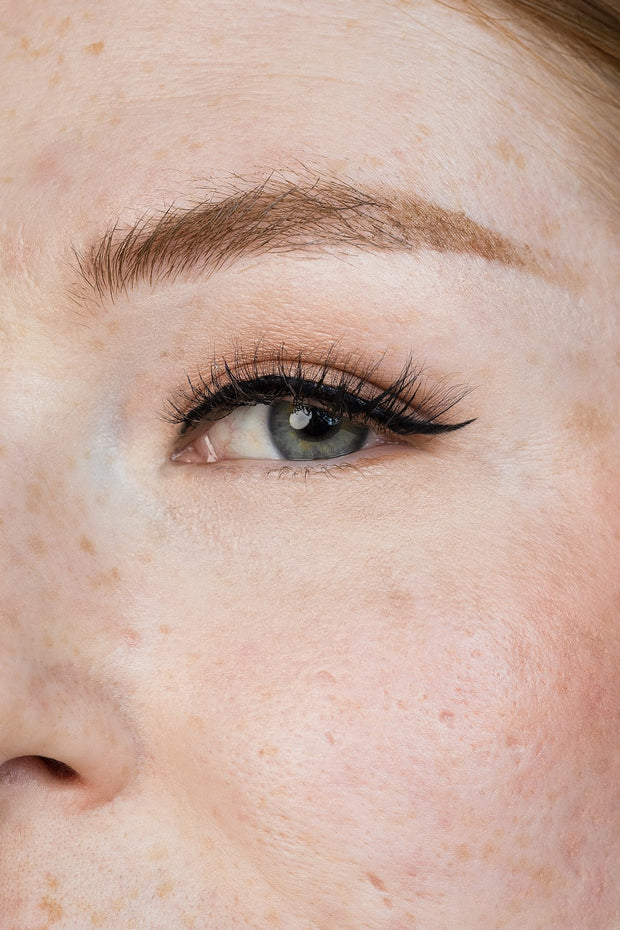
[165,346,475,440]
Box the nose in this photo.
[0,341,139,810]
[0,462,138,810]
[0,648,137,808]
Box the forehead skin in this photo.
[0,2,619,929]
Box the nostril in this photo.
[0,755,80,786]
[36,756,79,780]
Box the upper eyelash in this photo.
[164,345,475,438]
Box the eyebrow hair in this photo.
[72,174,538,302]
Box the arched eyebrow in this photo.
[72,175,539,303]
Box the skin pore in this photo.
[0,1,619,928]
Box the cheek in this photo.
[148,567,612,923]
[105,463,618,923]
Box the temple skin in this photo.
[0,1,618,928]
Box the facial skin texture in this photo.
[0,1,619,928]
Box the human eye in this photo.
[165,344,474,469]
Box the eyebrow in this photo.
[72,174,539,302]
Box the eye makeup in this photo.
[165,342,475,464]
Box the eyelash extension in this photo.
[164,344,475,439]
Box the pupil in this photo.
[289,406,340,440]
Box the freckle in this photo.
[20,36,31,51]
[57,16,71,37]
[89,567,121,589]
[258,745,278,758]
[159,623,171,634]
[495,137,526,170]
[456,843,471,861]
[565,401,611,441]
[119,628,140,646]
[572,349,593,374]
[26,482,43,513]
[156,880,173,899]
[39,895,64,921]
[316,669,336,683]
[148,844,169,861]
[483,841,498,860]
[86,909,106,927]
[367,872,386,891]
[27,535,47,556]
[85,41,104,56]
[79,535,95,555]
[325,731,335,745]
[382,895,394,909]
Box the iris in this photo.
[268,402,369,461]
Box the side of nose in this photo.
[0,464,138,810]
[0,644,138,809]
[0,342,139,811]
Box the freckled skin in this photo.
[0,1,619,928]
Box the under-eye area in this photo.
[165,343,475,466]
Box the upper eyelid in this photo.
[164,350,476,444]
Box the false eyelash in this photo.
[164,344,475,438]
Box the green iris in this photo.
[268,401,369,461]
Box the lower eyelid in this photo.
[249,442,409,479]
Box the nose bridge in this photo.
[0,313,94,591]
[0,433,82,614]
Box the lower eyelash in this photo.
[164,343,475,439]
